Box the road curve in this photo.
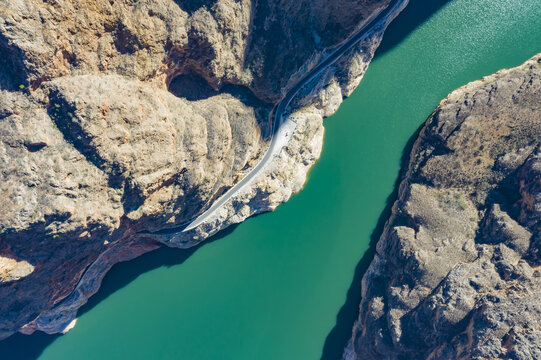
[156,0,406,234]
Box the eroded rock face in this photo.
[345,54,541,360]
[0,0,406,339]
[0,0,391,98]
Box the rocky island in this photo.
[0,0,407,339]
[345,53,541,360]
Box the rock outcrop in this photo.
[0,0,407,339]
[345,54,541,360]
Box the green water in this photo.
[7,0,541,359]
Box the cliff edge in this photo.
[345,53,541,360]
[0,0,406,339]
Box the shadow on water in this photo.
[374,0,452,59]
[78,223,241,317]
[0,332,60,360]
[321,91,431,358]
[0,224,241,360]
[319,122,424,360]
[0,1,453,359]
[320,0,453,358]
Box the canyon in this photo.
[0,0,404,339]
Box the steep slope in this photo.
[345,53,541,360]
[0,0,406,338]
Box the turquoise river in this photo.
[1,0,540,359]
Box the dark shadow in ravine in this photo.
[168,72,274,139]
[0,223,241,360]
[172,0,218,15]
[319,2,455,358]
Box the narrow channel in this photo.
[2,0,540,358]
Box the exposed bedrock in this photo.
[0,0,407,338]
[345,54,541,360]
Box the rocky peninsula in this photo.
[0,0,407,339]
[345,53,541,360]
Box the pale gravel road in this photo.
[163,0,408,232]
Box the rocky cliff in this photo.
[0,0,407,339]
[345,54,541,360]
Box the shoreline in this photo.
[14,0,409,338]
